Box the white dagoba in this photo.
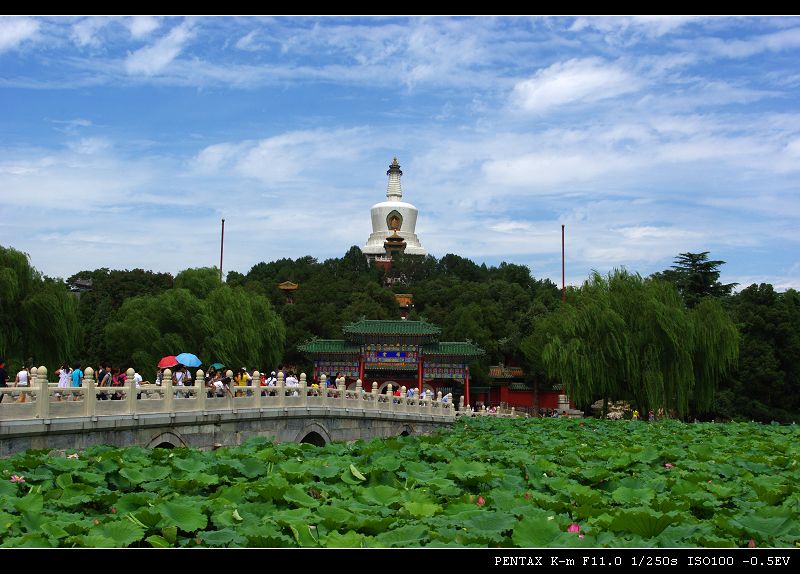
[362,158,427,257]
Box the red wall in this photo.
[495,385,561,409]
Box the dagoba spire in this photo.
[362,157,426,259]
[386,157,403,200]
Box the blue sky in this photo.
[2,16,799,289]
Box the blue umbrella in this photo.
[176,353,202,368]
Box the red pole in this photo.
[220,218,226,283]
[417,354,423,393]
[359,356,365,382]
[561,224,565,304]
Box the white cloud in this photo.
[192,128,370,184]
[615,226,702,241]
[50,118,93,136]
[698,27,800,59]
[785,138,800,156]
[71,17,113,48]
[569,16,697,39]
[0,17,39,53]
[67,137,112,155]
[512,58,642,113]
[235,30,261,51]
[125,21,193,76]
[128,16,160,39]
[481,150,641,188]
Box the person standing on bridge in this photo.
[0,359,7,404]
[14,365,30,403]
[56,364,71,401]
[71,364,83,388]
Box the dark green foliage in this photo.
[716,285,800,423]
[103,270,285,381]
[526,270,738,417]
[66,268,174,365]
[0,245,80,370]
[232,248,558,373]
[653,252,737,308]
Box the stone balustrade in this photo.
[0,368,457,422]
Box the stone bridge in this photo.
[0,367,459,457]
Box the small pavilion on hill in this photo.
[298,319,484,405]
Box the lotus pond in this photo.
[0,417,797,547]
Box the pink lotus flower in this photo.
[664,463,674,469]
[579,533,585,539]
[567,523,581,533]
[748,539,756,548]
[477,496,486,507]
[10,474,25,483]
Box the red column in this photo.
[313,365,318,382]
[359,356,365,382]
[464,366,470,408]
[417,353,423,393]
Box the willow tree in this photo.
[525,269,738,417]
[0,245,80,369]
[104,272,285,380]
[203,284,286,372]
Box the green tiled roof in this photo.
[297,339,360,354]
[423,341,485,357]
[343,319,441,336]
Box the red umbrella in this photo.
[158,355,179,369]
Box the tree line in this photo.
[1,244,798,422]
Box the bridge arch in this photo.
[397,423,414,437]
[147,431,188,449]
[295,422,332,446]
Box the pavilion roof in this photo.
[343,319,440,337]
[423,341,485,357]
[297,339,360,354]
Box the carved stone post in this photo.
[400,386,407,412]
[225,370,234,410]
[298,372,307,406]
[253,370,261,409]
[338,379,346,407]
[195,369,206,411]
[126,368,136,414]
[371,382,378,410]
[84,367,95,417]
[163,369,174,413]
[276,371,285,407]
[37,366,49,419]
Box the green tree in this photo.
[715,284,800,422]
[175,267,221,299]
[0,245,80,370]
[526,269,738,417]
[653,252,737,308]
[104,279,285,381]
[67,267,173,365]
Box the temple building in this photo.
[298,319,483,405]
[361,158,426,262]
